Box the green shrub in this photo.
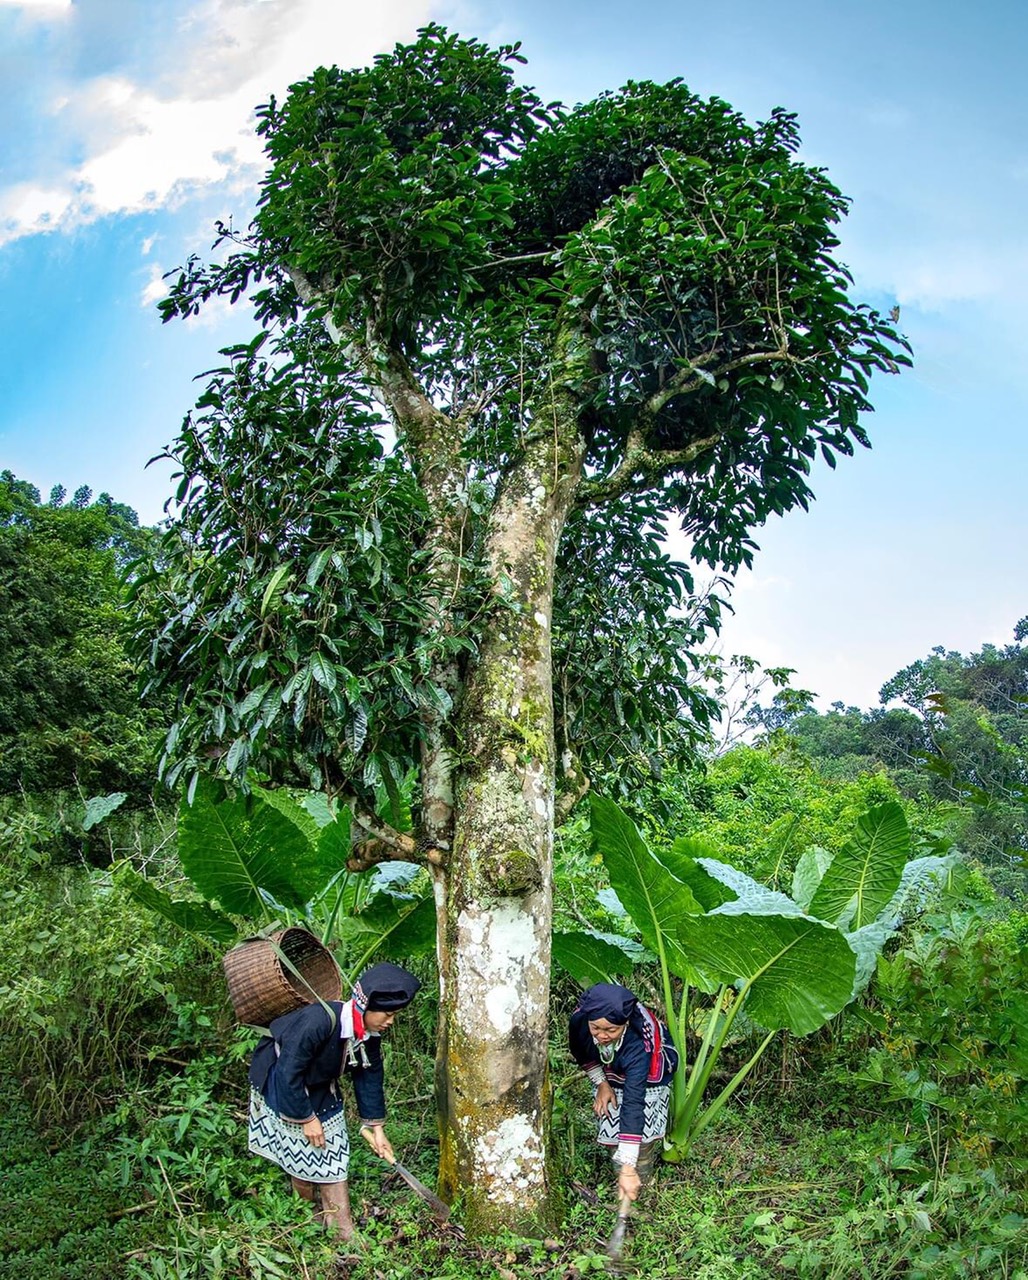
[858,908,1028,1187]
[0,849,222,1119]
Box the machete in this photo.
[360,1126,451,1222]
[605,1192,633,1261]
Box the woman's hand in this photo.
[365,1124,394,1161]
[593,1081,616,1117]
[302,1116,325,1148]
[618,1164,642,1202]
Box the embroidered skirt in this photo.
[595,1083,671,1147]
[248,1087,350,1183]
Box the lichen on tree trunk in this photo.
[435,413,583,1232]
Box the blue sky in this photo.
[1,0,1024,711]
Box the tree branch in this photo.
[576,429,722,507]
[352,810,419,858]
[285,263,454,447]
[576,343,812,507]
[555,747,591,825]
[467,250,555,273]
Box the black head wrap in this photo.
[575,983,638,1025]
[353,962,421,1012]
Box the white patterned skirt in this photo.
[595,1083,671,1147]
[248,1088,351,1183]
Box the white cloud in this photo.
[140,263,169,308]
[1,0,447,245]
[856,239,1028,313]
[0,0,72,14]
[0,181,75,236]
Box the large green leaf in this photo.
[178,778,325,916]
[791,846,833,912]
[254,784,322,846]
[696,858,800,914]
[83,791,127,831]
[809,801,910,929]
[315,810,353,881]
[552,930,640,986]
[677,900,857,1035]
[115,864,238,946]
[664,837,738,910]
[336,891,437,978]
[846,853,957,998]
[590,795,703,984]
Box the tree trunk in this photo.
[435,419,583,1233]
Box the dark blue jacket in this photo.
[569,1004,677,1143]
[248,1000,386,1124]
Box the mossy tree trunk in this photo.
[435,405,584,1232]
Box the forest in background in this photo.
[1,470,1025,1279]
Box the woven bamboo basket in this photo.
[223,927,342,1026]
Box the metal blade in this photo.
[605,1195,633,1261]
[392,1160,451,1222]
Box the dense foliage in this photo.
[3,730,1025,1277]
[752,623,1028,886]
[0,471,163,804]
[135,24,908,807]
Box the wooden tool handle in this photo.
[360,1124,396,1165]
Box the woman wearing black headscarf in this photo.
[248,960,421,1239]
[569,983,678,1202]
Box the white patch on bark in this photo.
[456,902,543,1032]
[533,610,549,628]
[471,1114,545,1198]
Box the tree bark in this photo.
[435,380,586,1232]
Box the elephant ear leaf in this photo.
[697,859,800,914]
[337,891,436,979]
[791,846,833,912]
[178,777,323,916]
[846,853,958,998]
[809,801,910,929]
[552,930,639,987]
[677,899,857,1036]
[590,795,711,988]
[115,864,238,946]
[663,837,738,910]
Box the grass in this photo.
[3,1068,1027,1280]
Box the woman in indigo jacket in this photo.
[568,983,678,1203]
[248,961,421,1239]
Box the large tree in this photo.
[135,27,907,1230]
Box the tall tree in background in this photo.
[134,27,908,1229]
[0,472,160,803]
